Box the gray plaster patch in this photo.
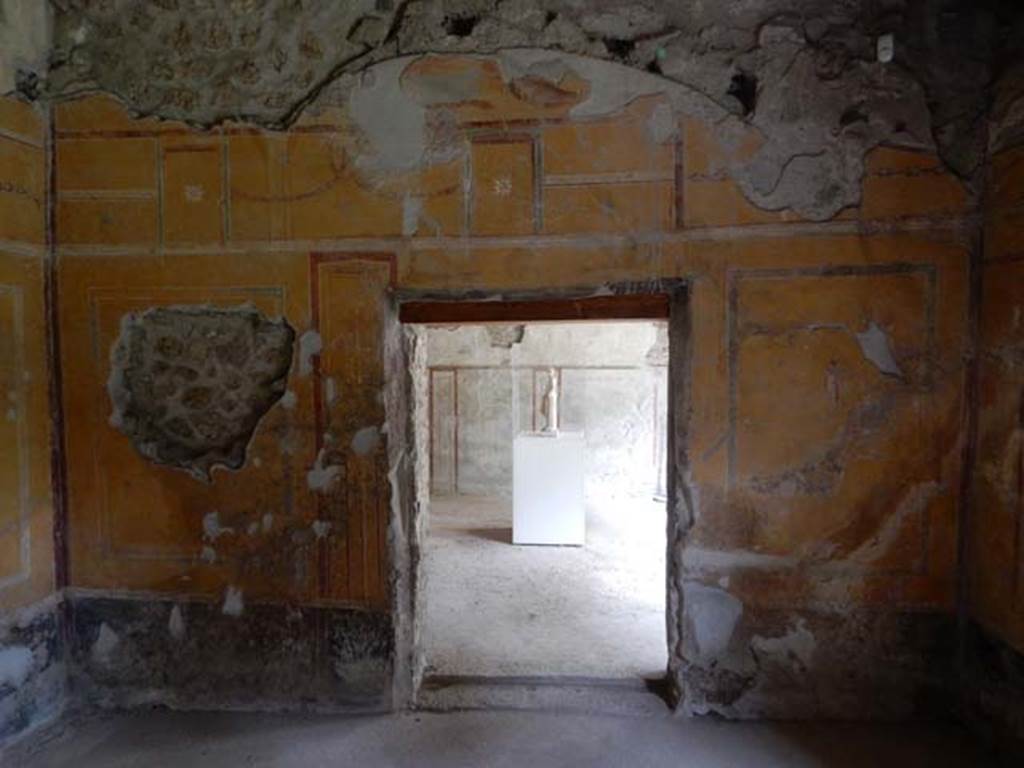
[91,623,120,665]
[307,447,342,492]
[750,619,816,672]
[0,646,33,688]
[0,0,50,97]
[351,426,381,456]
[107,305,295,482]
[222,587,244,618]
[683,582,743,664]
[168,606,186,642]
[298,330,322,377]
[855,322,903,378]
[202,510,234,541]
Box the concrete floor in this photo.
[423,494,667,678]
[12,709,997,767]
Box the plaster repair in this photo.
[107,305,295,481]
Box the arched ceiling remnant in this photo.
[25,1,1024,219]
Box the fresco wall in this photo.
[963,84,1024,752]
[50,54,972,717]
[0,94,62,741]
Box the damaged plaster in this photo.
[107,305,295,482]
[39,1,1024,219]
[0,0,50,97]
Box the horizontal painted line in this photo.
[58,189,157,200]
[0,239,46,257]
[543,170,674,186]
[62,585,384,612]
[55,124,344,140]
[0,127,44,150]
[52,216,974,258]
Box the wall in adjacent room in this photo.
[0,94,62,743]
[426,322,667,498]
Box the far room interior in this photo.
[418,320,669,682]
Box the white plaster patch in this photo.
[324,377,337,407]
[307,447,342,492]
[91,623,120,665]
[877,33,895,64]
[402,195,422,235]
[751,619,817,671]
[202,511,234,541]
[298,330,322,377]
[854,322,903,378]
[0,646,33,688]
[683,582,744,664]
[350,426,380,456]
[280,390,298,410]
[312,520,332,539]
[168,605,186,642]
[348,58,427,171]
[262,512,274,533]
[200,545,217,564]
[222,586,244,617]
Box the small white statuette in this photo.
[541,367,559,433]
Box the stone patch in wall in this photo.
[107,305,295,482]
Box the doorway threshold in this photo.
[416,673,672,716]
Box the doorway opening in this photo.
[400,292,676,701]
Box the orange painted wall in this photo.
[0,95,54,613]
[53,56,970,622]
[971,139,1024,653]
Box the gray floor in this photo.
[423,494,667,678]
[13,709,996,767]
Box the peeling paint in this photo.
[202,511,234,541]
[0,646,33,688]
[683,582,743,664]
[855,321,903,378]
[91,623,120,665]
[298,330,322,377]
[168,606,186,642]
[751,619,817,672]
[107,305,295,481]
[222,586,244,617]
[351,426,381,456]
[306,447,342,492]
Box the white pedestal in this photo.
[512,431,585,546]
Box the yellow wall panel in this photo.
[543,181,673,233]
[0,138,45,244]
[59,253,320,601]
[57,138,157,191]
[470,139,534,236]
[0,94,53,613]
[162,137,224,245]
[57,197,159,245]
